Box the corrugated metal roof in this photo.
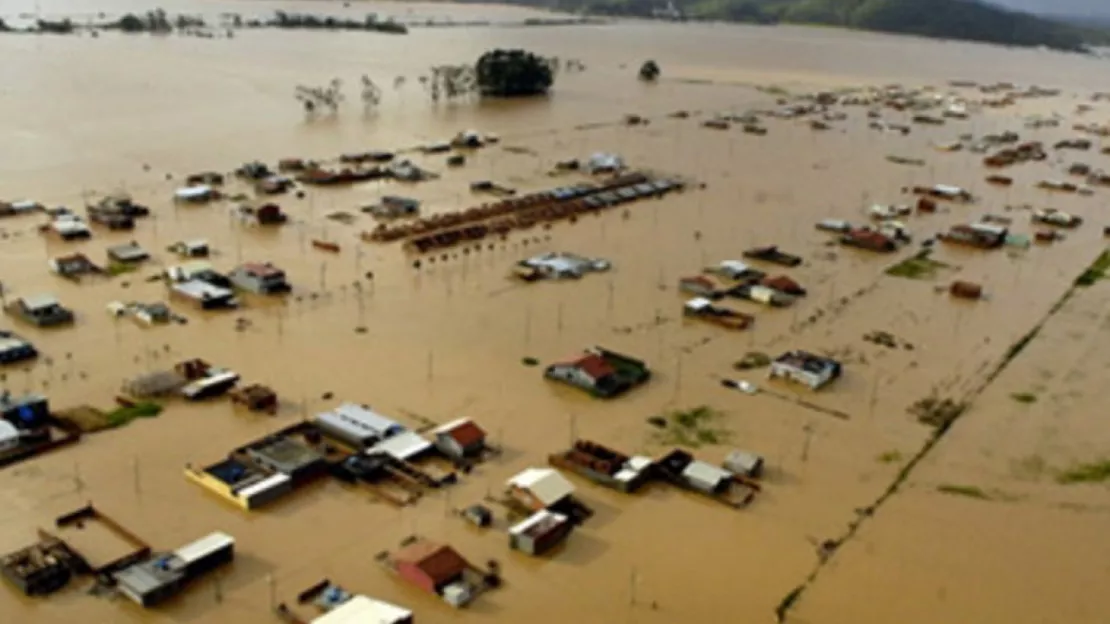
[507,468,575,506]
[329,403,401,435]
[367,431,431,461]
[311,595,413,624]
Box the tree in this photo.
[295,79,343,116]
[360,75,381,110]
[639,60,660,82]
[425,65,477,103]
[475,49,554,98]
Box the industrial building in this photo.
[113,532,235,607]
[313,403,406,449]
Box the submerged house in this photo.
[768,350,842,390]
[49,253,103,280]
[544,347,651,398]
[171,280,237,310]
[506,468,576,513]
[112,532,235,608]
[228,263,290,295]
[8,295,74,327]
[939,223,1008,249]
[392,540,479,608]
[0,331,37,365]
[508,510,573,556]
[431,418,487,460]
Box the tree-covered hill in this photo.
[521,0,1110,52]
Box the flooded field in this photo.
[0,2,1108,623]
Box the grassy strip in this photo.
[105,401,163,428]
[936,484,990,499]
[1056,460,1110,484]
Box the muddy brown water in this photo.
[0,3,1109,623]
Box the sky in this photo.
[990,0,1110,18]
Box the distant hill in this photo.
[516,0,1110,52]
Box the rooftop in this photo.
[774,350,839,373]
[565,353,615,380]
[311,595,413,624]
[394,540,468,585]
[507,468,575,506]
[173,280,233,300]
[239,262,284,278]
[509,509,570,538]
[19,294,61,311]
[434,418,486,448]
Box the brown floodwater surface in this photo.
[0,3,1109,623]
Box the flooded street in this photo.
[0,2,1108,623]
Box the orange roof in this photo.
[445,420,486,448]
[394,540,468,585]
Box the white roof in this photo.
[719,260,751,274]
[431,417,473,435]
[175,186,213,199]
[173,280,233,300]
[366,431,431,461]
[20,294,59,310]
[626,456,653,471]
[508,509,569,536]
[174,532,234,565]
[507,468,575,506]
[312,595,413,624]
[52,218,89,234]
[168,261,214,278]
[933,184,967,196]
[682,460,731,488]
[237,472,290,500]
[684,297,713,311]
[0,420,19,443]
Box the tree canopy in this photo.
[639,60,660,81]
[475,49,554,98]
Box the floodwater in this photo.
[0,2,1108,623]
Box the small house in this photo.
[49,215,91,241]
[939,223,1007,249]
[107,242,150,264]
[769,350,842,390]
[370,196,421,219]
[311,596,414,624]
[506,468,575,513]
[49,253,102,280]
[229,263,290,295]
[251,203,288,226]
[171,280,238,310]
[170,239,210,258]
[174,186,217,203]
[0,331,37,365]
[393,540,475,608]
[8,295,74,327]
[679,275,721,298]
[164,261,230,287]
[585,152,624,174]
[723,450,765,478]
[544,347,650,398]
[432,418,487,460]
[508,510,573,556]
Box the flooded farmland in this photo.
[0,2,1109,623]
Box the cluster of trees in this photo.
[296,79,345,115]
[639,60,660,81]
[294,48,567,116]
[475,49,554,97]
[268,11,407,34]
[502,0,1108,52]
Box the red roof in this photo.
[240,262,283,278]
[394,540,469,585]
[569,353,616,380]
[445,420,486,448]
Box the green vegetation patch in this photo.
[105,401,163,429]
[885,250,949,280]
[936,484,990,500]
[1075,250,1110,287]
[1010,392,1037,404]
[909,394,967,430]
[1056,459,1110,484]
[107,262,139,277]
[650,405,731,449]
[876,450,903,464]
